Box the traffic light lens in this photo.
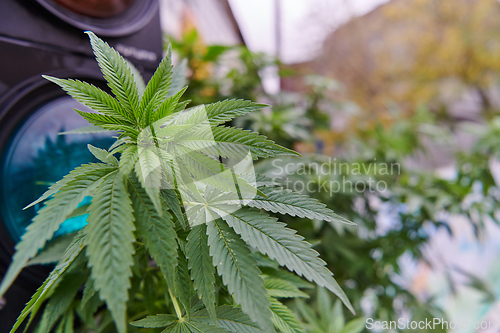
[0,96,114,243]
[54,0,136,18]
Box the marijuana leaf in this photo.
[186,224,217,322]
[269,297,304,333]
[130,314,178,328]
[191,305,263,333]
[264,277,309,299]
[207,218,273,332]
[2,31,355,333]
[86,31,139,118]
[139,45,173,126]
[178,126,298,160]
[220,208,354,314]
[129,176,178,289]
[246,187,354,224]
[10,232,86,333]
[85,171,136,333]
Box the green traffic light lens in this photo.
[0,96,114,243]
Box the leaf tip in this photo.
[42,75,58,84]
[256,103,271,108]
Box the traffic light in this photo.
[0,0,163,330]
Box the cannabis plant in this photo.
[0,32,354,333]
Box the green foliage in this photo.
[221,208,353,314]
[0,32,352,333]
[207,218,273,331]
[191,305,263,333]
[85,171,136,333]
[167,23,500,332]
[186,224,217,322]
[246,187,353,224]
[86,31,139,117]
[9,233,86,333]
[296,288,365,333]
[269,297,304,333]
[264,277,309,299]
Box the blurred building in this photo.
[281,0,500,168]
[283,0,500,120]
[159,0,243,45]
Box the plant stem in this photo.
[168,288,183,320]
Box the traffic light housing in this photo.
[0,0,163,330]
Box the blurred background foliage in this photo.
[164,8,500,329]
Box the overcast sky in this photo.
[228,0,389,64]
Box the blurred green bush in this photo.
[166,25,500,332]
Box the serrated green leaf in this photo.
[192,306,263,333]
[204,99,267,125]
[81,278,97,309]
[0,163,115,298]
[186,224,217,322]
[110,145,129,157]
[269,298,304,333]
[164,321,230,333]
[242,174,281,188]
[219,208,354,314]
[252,253,280,269]
[264,278,309,299]
[130,314,178,328]
[128,177,178,289]
[109,137,129,152]
[184,321,231,333]
[163,189,188,229]
[262,269,314,290]
[27,233,75,266]
[119,145,139,179]
[88,144,118,166]
[207,218,273,332]
[178,126,298,160]
[173,99,191,114]
[86,31,139,118]
[175,146,257,196]
[43,75,132,122]
[110,125,140,140]
[154,86,188,123]
[246,187,354,225]
[85,171,136,333]
[135,144,163,215]
[38,271,88,333]
[175,247,194,318]
[9,232,85,333]
[79,287,102,330]
[140,46,173,126]
[74,109,133,127]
